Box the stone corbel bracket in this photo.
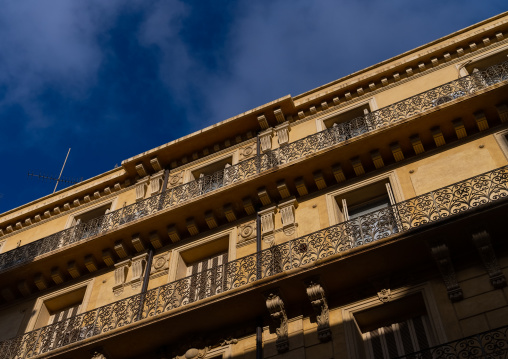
[278,197,298,237]
[259,206,277,246]
[265,291,289,353]
[472,230,507,289]
[131,253,148,289]
[259,128,274,153]
[305,279,331,342]
[113,259,130,296]
[135,177,150,202]
[149,170,165,196]
[274,122,291,146]
[431,243,463,302]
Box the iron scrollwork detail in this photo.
[2,166,508,357]
[1,61,507,274]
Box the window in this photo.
[170,232,236,303]
[342,285,446,359]
[355,294,433,358]
[316,98,378,138]
[72,204,111,239]
[333,179,399,246]
[324,103,372,129]
[494,128,508,161]
[190,156,234,194]
[26,280,94,350]
[461,48,508,89]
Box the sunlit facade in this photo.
[1,12,508,359]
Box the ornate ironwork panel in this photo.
[1,166,508,358]
[396,325,508,358]
[1,61,507,273]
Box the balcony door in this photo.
[187,251,228,302]
[363,315,432,359]
[336,181,398,245]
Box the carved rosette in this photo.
[266,293,289,353]
[150,253,170,279]
[431,244,463,301]
[168,172,184,188]
[240,145,255,160]
[305,281,331,342]
[472,230,507,289]
[238,221,256,244]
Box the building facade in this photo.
[1,12,508,359]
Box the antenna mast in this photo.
[54,148,71,193]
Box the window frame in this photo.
[64,198,118,230]
[325,171,404,227]
[26,278,95,332]
[493,128,508,161]
[456,43,508,77]
[183,152,239,184]
[167,228,238,283]
[315,97,378,133]
[341,284,447,359]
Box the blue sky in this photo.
[0,1,506,214]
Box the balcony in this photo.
[396,325,508,358]
[0,60,507,274]
[0,165,507,358]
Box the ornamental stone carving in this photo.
[259,128,274,153]
[431,243,463,302]
[131,253,148,289]
[259,206,276,245]
[150,253,170,279]
[240,144,255,160]
[265,292,289,353]
[472,230,507,289]
[305,280,331,342]
[275,122,291,146]
[377,288,392,303]
[113,259,130,296]
[135,178,149,201]
[278,198,297,237]
[169,171,184,188]
[150,171,165,196]
[91,350,107,359]
[172,347,209,359]
[238,221,256,244]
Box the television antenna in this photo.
[28,148,83,193]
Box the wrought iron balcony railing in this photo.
[1,165,507,358]
[0,60,507,273]
[396,324,508,358]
